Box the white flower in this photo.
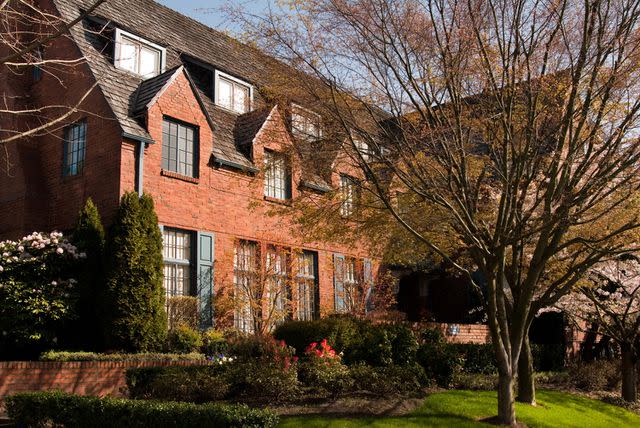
[56,248,64,254]
[0,265,3,272]
[51,281,57,286]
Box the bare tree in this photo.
[228,0,640,424]
[0,0,105,153]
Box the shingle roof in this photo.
[132,65,183,114]
[52,0,332,183]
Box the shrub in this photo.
[569,359,621,392]
[450,343,497,374]
[532,343,566,372]
[5,391,278,428]
[167,325,203,353]
[416,328,463,387]
[0,231,82,358]
[227,360,300,403]
[201,329,227,356]
[69,198,106,351]
[451,373,498,390]
[40,351,205,361]
[103,192,166,351]
[127,366,229,403]
[167,296,198,330]
[298,339,352,395]
[274,317,418,366]
[350,363,429,395]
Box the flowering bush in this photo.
[207,354,235,365]
[0,232,83,357]
[299,338,352,395]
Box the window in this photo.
[335,257,361,313]
[354,139,371,161]
[340,175,357,217]
[162,228,193,301]
[63,121,87,176]
[215,70,252,113]
[264,150,291,200]
[296,251,317,321]
[114,29,165,77]
[291,104,322,140]
[234,240,259,333]
[32,46,43,82]
[162,118,198,178]
[266,246,290,327]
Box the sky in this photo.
[157,0,270,33]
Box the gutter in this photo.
[212,155,260,173]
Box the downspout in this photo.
[136,141,145,196]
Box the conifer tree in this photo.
[70,198,105,350]
[104,192,166,351]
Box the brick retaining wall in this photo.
[0,360,209,401]
[424,322,491,344]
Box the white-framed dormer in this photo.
[291,103,323,141]
[114,28,166,78]
[214,70,253,114]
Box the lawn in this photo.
[278,390,640,427]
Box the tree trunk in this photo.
[498,369,517,426]
[621,344,637,402]
[517,335,536,405]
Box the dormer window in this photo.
[291,104,322,140]
[114,29,165,78]
[215,70,252,113]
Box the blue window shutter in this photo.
[197,231,215,329]
[363,258,374,313]
[333,253,345,312]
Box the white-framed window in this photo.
[266,246,290,327]
[215,70,252,113]
[296,251,317,321]
[234,240,259,333]
[264,150,291,200]
[291,104,322,140]
[162,228,192,301]
[114,29,165,78]
[354,139,371,161]
[340,175,357,217]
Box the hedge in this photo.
[5,391,278,428]
[39,351,206,362]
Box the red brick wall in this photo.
[137,71,379,316]
[0,1,123,239]
[0,360,209,401]
[424,322,492,344]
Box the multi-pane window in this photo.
[114,29,164,77]
[340,175,357,217]
[291,105,322,140]
[162,118,197,178]
[162,228,192,302]
[264,150,290,200]
[266,246,290,327]
[296,251,317,321]
[63,122,87,176]
[354,139,371,161]
[215,71,251,113]
[234,240,259,333]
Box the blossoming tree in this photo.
[553,255,640,401]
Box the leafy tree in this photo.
[68,198,105,350]
[103,192,166,351]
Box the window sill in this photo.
[161,169,199,184]
[263,195,292,206]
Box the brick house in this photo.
[0,0,379,330]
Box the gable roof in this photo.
[132,65,184,114]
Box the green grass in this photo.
[278,390,640,427]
